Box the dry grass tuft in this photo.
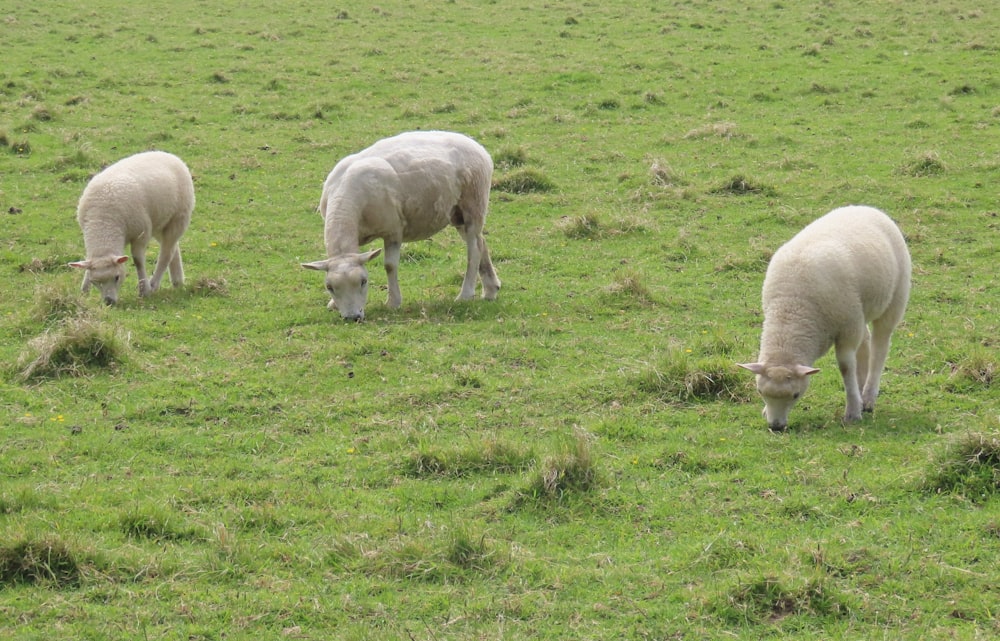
[493,145,527,169]
[712,575,854,624]
[343,529,509,582]
[560,213,602,239]
[403,439,533,478]
[922,432,1000,501]
[945,349,996,391]
[0,537,82,588]
[191,276,230,296]
[649,157,684,187]
[897,151,946,177]
[711,174,777,196]
[17,313,129,381]
[684,121,741,140]
[524,430,602,500]
[492,168,555,194]
[634,349,752,403]
[29,283,95,325]
[18,257,67,274]
[559,212,652,240]
[120,505,204,542]
[603,268,656,306]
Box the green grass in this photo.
[2,1,999,639]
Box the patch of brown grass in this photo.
[17,313,129,381]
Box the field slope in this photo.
[2,1,998,639]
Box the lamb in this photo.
[301,131,501,321]
[69,150,194,305]
[738,205,911,430]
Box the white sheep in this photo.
[301,131,501,321]
[738,205,911,430]
[69,151,194,305]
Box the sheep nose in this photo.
[343,312,364,322]
[103,297,116,306]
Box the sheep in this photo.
[738,205,911,430]
[69,150,194,305]
[301,131,501,321]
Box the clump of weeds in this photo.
[711,574,854,624]
[897,151,946,176]
[922,432,1000,501]
[633,348,752,403]
[0,536,82,588]
[520,430,602,502]
[16,310,129,381]
[711,174,777,197]
[492,168,555,194]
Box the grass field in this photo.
[2,1,998,639]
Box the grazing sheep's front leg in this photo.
[383,240,403,309]
[477,235,501,300]
[835,342,864,423]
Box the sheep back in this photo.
[76,150,194,254]
[760,205,910,362]
[320,131,493,248]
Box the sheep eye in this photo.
[793,393,800,399]
[360,278,368,287]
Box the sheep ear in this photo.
[794,365,820,376]
[737,362,766,375]
[115,255,129,265]
[68,260,91,269]
[301,259,331,271]
[360,248,382,263]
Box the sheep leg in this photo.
[835,342,864,423]
[477,235,501,300]
[856,326,871,401]
[862,322,895,412]
[132,240,151,297]
[456,226,482,301]
[383,241,402,309]
[167,246,185,288]
[148,239,180,292]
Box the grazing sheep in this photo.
[738,205,911,430]
[69,151,194,305]
[301,131,501,321]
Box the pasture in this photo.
[2,1,998,639]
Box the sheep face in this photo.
[69,255,129,305]
[738,362,819,430]
[301,248,382,321]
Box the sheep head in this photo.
[69,255,129,305]
[301,248,382,321]
[738,362,819,431]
